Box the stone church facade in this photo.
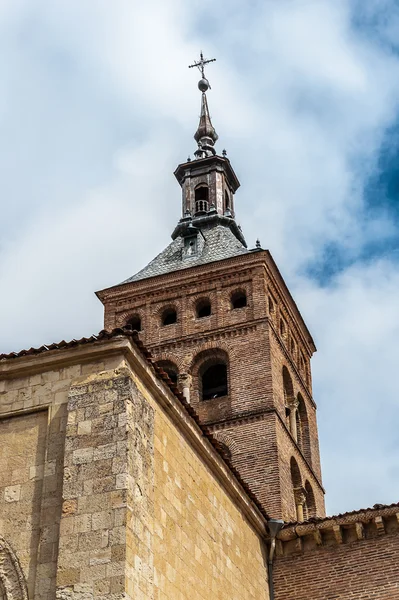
[1,63,398,600]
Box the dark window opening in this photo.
[202,363,228,400]
[196,299,211,318]
[126,315,141,332]
[195,186,209,215]
[225,190,230,209]
[162,308,177,326]
[231,291,247,309]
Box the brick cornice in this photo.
[97,249,315,356]
[96,253,264,301]
[145,321,261,352]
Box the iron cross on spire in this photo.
[188,51,216,82]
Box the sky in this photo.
[0,0,399,516]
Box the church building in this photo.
[0,54,398,600]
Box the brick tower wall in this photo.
[99,250,325,520]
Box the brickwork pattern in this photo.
[274,532,399,599]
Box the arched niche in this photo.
[0,537,28,600]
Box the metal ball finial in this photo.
[198,78,210,92]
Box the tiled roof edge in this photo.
[282,501,399,529]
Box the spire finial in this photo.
[188,51,216,87]
[189,52,218,159]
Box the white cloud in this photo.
[0,0,399,514]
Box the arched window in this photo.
[297,393,311,463]
[290,457,301,489]
[156,360,179,385]
[283,366,295,437]
[231,290,247,309]
[196,298,211,318]
[282,366,294,402]
[201,363,228,400]
[161,307,177,326]
[126,314,142,332]
[194,185,209,215]
[290,457,304,521]
[225,190,230,210]
[305,480,316,518]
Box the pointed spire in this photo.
[194,90,218,158]
[189,52,218,159]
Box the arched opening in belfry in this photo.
[194,185,209,215]
[231,290,247,309]
[283,366,294,409]
[201,363,228,400]
[290,457,301,489]
[161,307,177,326]
[290,457,304,521]
[156,360,179,385]
[297,393,311,462]
[305,480,316,518]
[126,314,142,332]
[196,298,211,318]
[225,189,230,210]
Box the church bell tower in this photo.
[96,54,325,522]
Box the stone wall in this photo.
[56,368,155,600]
[0,410,47,599]
[0,351,125,600]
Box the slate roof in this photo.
[121,224,249,284]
